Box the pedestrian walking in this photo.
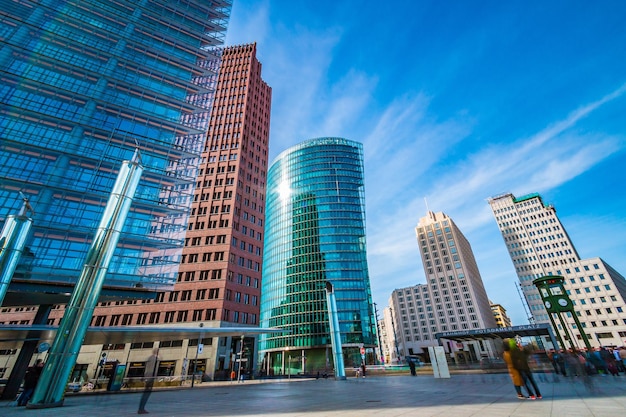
[138,348,159,415]
[502,339,527,399]
[408,360,416,376]
[511,341,542,399]
[17,359,43,406]
[553,350,567,376]
[618,347,626,372]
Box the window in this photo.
[192,309,203,321]
[149,312,160,324]
[205,309,217,320]
[165,311,175,323]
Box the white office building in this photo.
[388,212,497,363]
[488,192,626,348]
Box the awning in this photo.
[435,323,557,344]
[0,324,288,348]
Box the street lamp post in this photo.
[373,303,384,364]
[237,335,244,382]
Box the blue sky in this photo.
[225,1,626,325]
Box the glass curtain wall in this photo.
[259,137,377,376]
[0,0,232,293]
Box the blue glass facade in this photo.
[259,138,377,374]
[0,1,231,294]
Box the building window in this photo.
[176,311,188,322]
[149,312,160,324]
[205,309,217,320]
[122,314,133,325]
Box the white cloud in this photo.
[365,85,626,316]
[225,1,270,46]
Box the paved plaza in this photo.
[1,373,625,417]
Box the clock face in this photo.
[544,301,551,309]
[558,298,568,307]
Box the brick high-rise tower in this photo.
[61,43,271,380]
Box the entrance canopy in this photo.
[0,324,287,348]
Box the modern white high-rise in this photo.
[388,211,497,363]
[488,192,626,348]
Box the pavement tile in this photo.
[0,373,624,417]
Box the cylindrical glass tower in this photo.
[259,138,377,376]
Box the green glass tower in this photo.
[259,138,376,376]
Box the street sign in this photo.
[360,347,365,355]
[198,343,204,354]
[38,342,50,353]
[236,358,248,362]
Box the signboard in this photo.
[198,343,204,354]
[428,346,450,379]
[107,364,126,392]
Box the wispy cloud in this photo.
[365,84,626,300]
[225,3,626,322]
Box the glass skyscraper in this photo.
[0,1,231,302]
[259,137,376,376]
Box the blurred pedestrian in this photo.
[17,359,43,406]
[619,347,626,372]
[408,360,416,376]
[138,348,159,414]
[502,339,527,399]
[512,343,542,399]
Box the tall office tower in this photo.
[488,192,626,347]
[77,43,271,379]
[490,301,512,328]
[389,211,497,363]
[0,1,231,311]
[0,0,232,393]
[259,138,377,376]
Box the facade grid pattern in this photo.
[488,192,626,348]
[387,211,497,363]
[0,0,232,293]
[259,138,376,375]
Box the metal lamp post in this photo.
[0,194,34,306]
[28,151,144,408]
[325,281,346,380]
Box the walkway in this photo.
[1,373,625,416]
